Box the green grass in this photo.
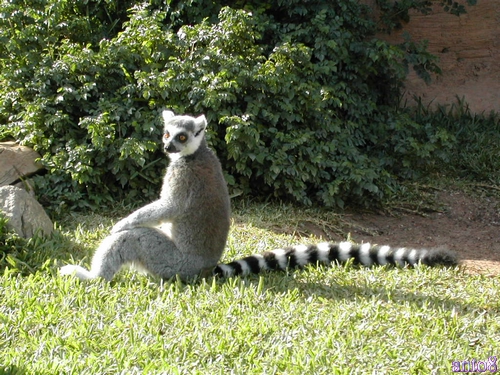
[1,202,499,375]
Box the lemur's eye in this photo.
[178,134,187,143]
[164,132,170,139]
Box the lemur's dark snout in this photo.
[164,143,179,153]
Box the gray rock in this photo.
[13,179,36,197]
[0,186,53,238]
[0,142,44,187]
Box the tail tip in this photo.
[60,264,96,280]
[424,249,459,267]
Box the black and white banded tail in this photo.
[213,241,458,278]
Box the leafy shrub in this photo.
[0,0,468,211]
[0,1,163,211]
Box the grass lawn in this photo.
[1,202,499,374]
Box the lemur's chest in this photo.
[160,163,199,200]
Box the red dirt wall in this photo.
[373,1,500,114]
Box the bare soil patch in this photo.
[342,190,500,276]
[285,189,500,276]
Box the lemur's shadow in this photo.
[0,365,29,375]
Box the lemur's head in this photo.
[161,110,207,160]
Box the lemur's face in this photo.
[162,110,206,159]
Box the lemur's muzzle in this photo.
[164,143,180,153]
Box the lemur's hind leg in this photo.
[61,228,184,281]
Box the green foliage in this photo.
[0,213,22,261]
[0,1,164,211]
[0,0,478,210]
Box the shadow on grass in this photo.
[0,365,30,375]
[6,199,488,318]
[0,229,87,277]
[206,269,488,314]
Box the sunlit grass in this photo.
[1,201,499,374]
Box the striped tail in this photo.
[213,241,458,278]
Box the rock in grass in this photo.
[0,186,53,238]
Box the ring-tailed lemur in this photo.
[60,111,458,282]
[60,110,231,280]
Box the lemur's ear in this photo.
[194,115,207,136]
[162,110,175,123]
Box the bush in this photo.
[0,0,160,211]
[0,0,462,211]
